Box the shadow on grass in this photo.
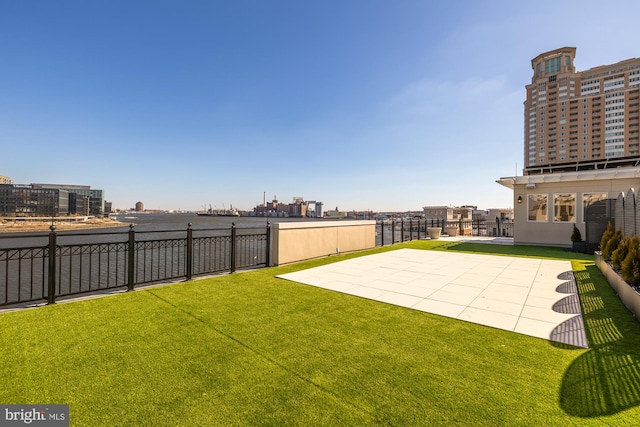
[559,263,640,417]
[441,242,594,260]
[434,242,640,416]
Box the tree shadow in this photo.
[559,264,640,417]
[443,242,593,260]
[441,243,640,416]
[438,243,640,418]
[548,275,588,348]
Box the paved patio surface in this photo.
[278,249,588,348]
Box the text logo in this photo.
[1,405,68,426]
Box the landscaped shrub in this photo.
[571,224,583,243]
[602,228,622,262]
[600,221,614,256]
[621,235,640,286]
[611,235,632,271]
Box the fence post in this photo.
[265,221,271,267]
[400,219,405,243]
[230,222,237,273]
[380,220,385,246]
[186,223,193,281]
[409,219,413,241]
[127,224,135,291]
[459,218,463,235]
[391,219,395,245]
[47,225,57,305]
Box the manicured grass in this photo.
[1,241,639,425]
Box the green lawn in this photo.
[1,241,639,426]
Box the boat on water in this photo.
[196,211,239,217]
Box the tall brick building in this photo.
[525,47,640,174]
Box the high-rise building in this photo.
[0,176,13,184]
[498,48,640,246]
[135,201,144,212]
[524,47,640,175]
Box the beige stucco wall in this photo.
[272,220,376,265]
[511,175,640,246]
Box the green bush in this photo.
[621,235,640,286]
[611,235,632,270]
[600,221,614,256]
[603,228,622,262]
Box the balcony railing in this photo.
[375,218,514,247]
[1,218,515,308]
[0,223,270,307]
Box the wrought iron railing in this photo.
[376,219,514,247]
[0,223,270,307]
[1,218,514,308]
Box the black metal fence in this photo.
[1,218,515,308]
[0,223,270,307]
[376,218,514,247]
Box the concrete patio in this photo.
[278,248,588,348]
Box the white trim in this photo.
[273,220,375,230]
[497,166,640,190]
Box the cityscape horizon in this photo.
[3,2,640,212]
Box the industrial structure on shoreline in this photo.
[250,196,324,218]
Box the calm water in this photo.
[0,213,319,249]
[111,213,311,231]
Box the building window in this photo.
[583,193,607,223]
[528,194,548,222]
[545,57,561,75]
[554,194,576,222]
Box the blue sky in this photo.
[2,1,640,212]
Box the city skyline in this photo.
[2,1,640,212]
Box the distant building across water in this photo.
[0,182,106,218]
[251,197,323,218]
